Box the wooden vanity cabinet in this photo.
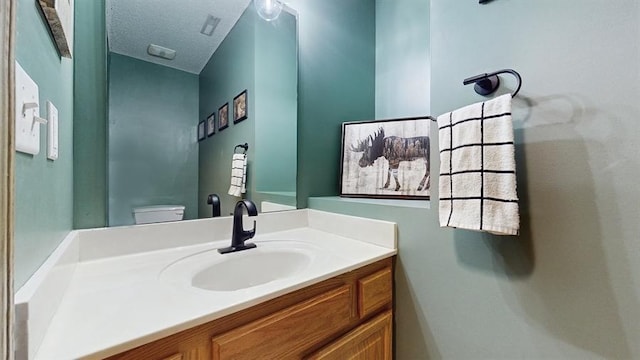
[107,257,393,360]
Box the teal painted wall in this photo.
[14,0,74,288]
[198,9,256,217]
[372,5,433,357]
[310,1,640,359]
[254,11,297,195]
[288,0,376,208]
[108,53,199,226]
[375,0,430,119]
[426,1,640,357]
[73,0,107,229]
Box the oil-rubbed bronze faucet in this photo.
[218,200,257,254]
[207,194,221,217]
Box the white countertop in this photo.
[26,211,396,359]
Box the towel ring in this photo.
[463,69,522,98]
[234,143,249,154]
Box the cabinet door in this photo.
[306,310,392,360]
[358,267,392,318]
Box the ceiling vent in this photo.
[147,44,176,60]
[200,15,221,36]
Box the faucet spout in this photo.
[218,200,258,254]
[207,193,221,217]
[232,200,257,246]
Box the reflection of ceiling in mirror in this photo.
[106,0,252,74]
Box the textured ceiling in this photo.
[107,0,252,74]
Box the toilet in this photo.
[132,205,185,225]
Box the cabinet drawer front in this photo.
[358,267,392,318]
[212,285,353,360]
[306,310,393,360]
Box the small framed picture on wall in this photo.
[197,120,206,141]
[207,113,215,137]
[233,90,248,123]
[218,103,229,131]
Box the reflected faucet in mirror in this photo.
[207,194,221,218]
[219,200,258,254]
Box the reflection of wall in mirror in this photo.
[107,53,199,226]
[253,10,297,196]
[261,201,296,213]
[198,7,298,216]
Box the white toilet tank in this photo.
[133,205,185,225]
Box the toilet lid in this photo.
[133,205,185,213]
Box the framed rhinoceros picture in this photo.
[340,117,431,200]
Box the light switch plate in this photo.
[15,62,41,155]
[47,101,59,160]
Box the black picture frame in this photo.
[233,89,248,124]
[218,103,229,131]
[339,117,431,200]
[207,112,215,137]
[197,120,206,141]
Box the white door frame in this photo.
[0,0,16,358]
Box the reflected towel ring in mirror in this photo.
[255,0,284,21]
[234,143,249,154]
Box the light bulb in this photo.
[255,0,283,22]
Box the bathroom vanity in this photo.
[15,210,396,359]
[109,258,392,360]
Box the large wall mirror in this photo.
[106,0,297,226]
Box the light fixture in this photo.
[147,44,176,60]
[255,0,283,22]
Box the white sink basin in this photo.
[160,240,328,292]
[192,250,311,291]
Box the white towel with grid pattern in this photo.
[228,153,247,197]
[437,94,519,235]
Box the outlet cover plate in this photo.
[47,101,59,160]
